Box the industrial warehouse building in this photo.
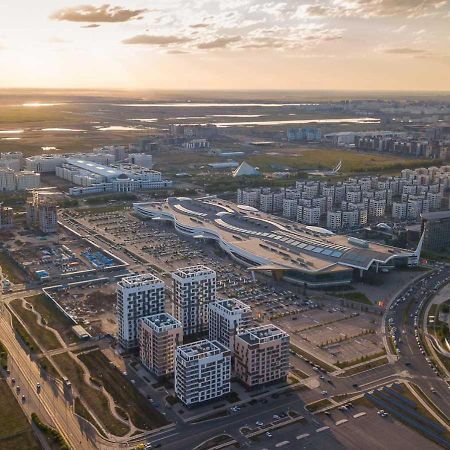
[56,158,172,196]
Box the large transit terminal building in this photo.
[134,197,423,288]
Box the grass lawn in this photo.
[25,294,79,345]
[78,350,169,430]
[0,251,27,283]
[0,379,42,450]
[247,148,432,174]
[194,434,233,450]
[74,397,107,438]
[290,368,309,379]
[52,352,129,437]
[338,356,389,377]
[305,398,333,412]
[0,341,8,369]
[335,292,372,305]
[36,356,61,380]
[10,299,61,351]
[10,314,40,353]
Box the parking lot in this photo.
[276,306,383,367]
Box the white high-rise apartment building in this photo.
[15,171,40,190]
[368,198,386,217]
[25,155,67,173]
[0,203,13,230]
[282,198,298,219]
[0,168,16,191]
[208,299,252,350]
[129,153,153,169]
[175,340,231,405]
[327,211,342,230]
[234,324,290,388]
[172,265,216,336]
[301,207,320,225]
[138,313,182,377]
[117,274,166,349]
[342,210,360,228]
[392,202,407,220]
[0,168,40,191]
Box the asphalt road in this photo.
[386,266,450,417]
[0,307,98,450]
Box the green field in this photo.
[52,352,130,437]
[10,300,61,351]
[0,379,42,450]
[0,341,8,369]
[305,398,333,412]
[10,314,40,353]
[246,148,433,174]
[26,294,79,345]
[78,350,169,430]
[0,251,27,284]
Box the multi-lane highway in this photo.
[0,306,99,450]
[386,265,450,417]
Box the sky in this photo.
[0,0,449,91]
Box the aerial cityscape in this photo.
[1,1,450,450]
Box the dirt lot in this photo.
[50,282,117,336]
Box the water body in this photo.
[127,118,159,123]
[168,116,207,120]
[41,128,85,132]
[97,125,156,131]
[176,117,380,127]
[208,114,265,118]
[115,103,319,108]
[0,129,25,134]
[22,102,65,107]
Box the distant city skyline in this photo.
[0,0,449,91]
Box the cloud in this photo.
[304,0,447,18]
[51,4,147,23]
[305,5,333,16]
[190,23,209,28]
[48,37,69,44]
[122,34,192,46]
[167,49,190,54]
[383,47,428,54]
[197,36,241,49]
[81,23,101,28]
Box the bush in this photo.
[31,413,70,450]
[0,341,8,369]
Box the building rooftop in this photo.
[172,265,216,279]
[140,313,181,331]
[134,197,419,277]
[118,273,164,289]
[238,324,288,345]
[213,298,251,313]
[66,158,123,178]
[177,339,228,360]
